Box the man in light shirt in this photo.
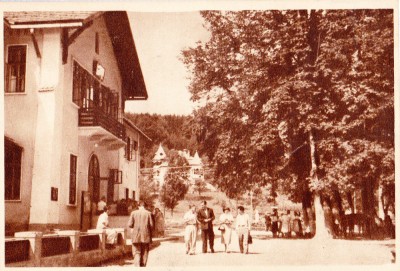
[235,205,250,254]
[96,206,118,246]
[97,196,107,215]
[183,205,198,255]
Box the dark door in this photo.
[81,155,100,230]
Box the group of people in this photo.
[183,201,252,255]
[264,208,304,238]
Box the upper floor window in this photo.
[5,45,26,93]
[125,137,132,161]
[95,32,99,54]
[5,138,22,200]
[72,61,119,119]
[133,140,138,161]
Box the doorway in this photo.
[81,154,100,231]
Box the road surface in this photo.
[101,228,396,267]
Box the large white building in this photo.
[4,11,149,234]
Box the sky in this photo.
[126,12,210,116]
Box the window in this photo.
[125,137,131,161]
[95,32,99,54]
[5,45,26,93]
[5,138,22,200]
[69,155,77,205]
[132,140,138,161]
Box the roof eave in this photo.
[123,118,152,142]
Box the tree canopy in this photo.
[182,10,394,206]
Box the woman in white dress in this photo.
[219,207,234,253]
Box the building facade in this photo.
[4,11,148,234]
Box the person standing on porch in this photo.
[197,201,215,253]
[183,205,198,255]
[127,201,154,267]
[235,206,250,254]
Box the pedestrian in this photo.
[127,200,154,267]
[153,207,165,238]
[96,206,118,247]
[197,200,215,253]
[235,206,250,254]
[219,207,234,253]
[291,211,303,238]
[264,213,272,232]
[183,205,198,255]
[270,208,280,238]
[280,210,291,238]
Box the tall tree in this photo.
[182,10,394,238]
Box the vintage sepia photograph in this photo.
[1,1,398,269]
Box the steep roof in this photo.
[153,144,167,161]
[3,11,147,100]
[123,118,152,142]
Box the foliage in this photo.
[125,113,199,168]
[182,10,394,204]
[138,173,159,207]
[159,150,190,216]
[193,179,208,195]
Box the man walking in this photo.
[183,205,198,255]
[236,206,250,254]
[127,201,153,267]
[197,201,215,253]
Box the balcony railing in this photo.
[79,107,126,141]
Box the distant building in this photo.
[4,11,149,234]
[178,149,204,185]
[152,144,169,186]
[152,146,206,189]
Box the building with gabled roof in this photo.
[4,11,149,234]
[152,144,169,186]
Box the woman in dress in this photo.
[219,207,234,253]
[153,208,165,237]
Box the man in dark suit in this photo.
[197,200,215,253]
[127,201,154,267]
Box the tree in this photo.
[182,10,394,238]
[159,150,190,216]
[193,179,207,196]
[138,172,159,208]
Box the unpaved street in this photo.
[102,228,395,267]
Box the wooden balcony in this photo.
[79,107,126,142]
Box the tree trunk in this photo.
[309,129,333,240]
[378,184,385,219]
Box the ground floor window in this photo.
[5,138,22,200]
[69,155,77,205]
